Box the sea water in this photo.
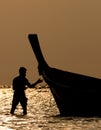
[0,88,101,130]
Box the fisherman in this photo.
[10,66,42,115]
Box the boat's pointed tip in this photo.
[28,34,38,40]
[28,33,37,36]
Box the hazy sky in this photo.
[0,0,101,85]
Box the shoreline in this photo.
[0,85,11,88]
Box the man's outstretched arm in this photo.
[27,78,43,88]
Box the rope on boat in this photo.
[42,71,69,88]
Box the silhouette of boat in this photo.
[28,34,101,116]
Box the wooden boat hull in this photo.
[28,34,101,116]
[42,67,101,116]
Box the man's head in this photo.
[19,67,27,77]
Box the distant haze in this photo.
[0,1,101,85]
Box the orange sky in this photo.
[0,0,101,85]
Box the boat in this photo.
[28,34,101,116]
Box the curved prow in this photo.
[28,34,49,70]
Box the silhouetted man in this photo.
[10,67,42,115]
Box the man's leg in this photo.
[20,97,28,115]
[10,95,19,114]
